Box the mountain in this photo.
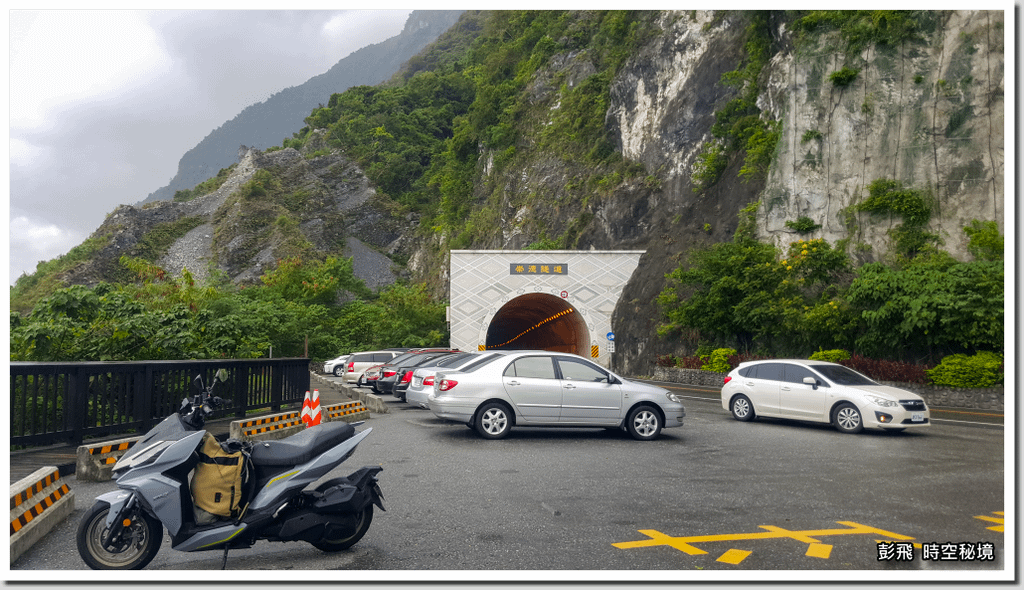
[13,10,1005,374]
[138,10,464,205]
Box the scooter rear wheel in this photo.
[311,505,374,552]
[77,501,163,570]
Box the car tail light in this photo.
[346,362,354,373]
[723,376,732,385]
[401,370,413,383]
[438,379,458,392]
[424,376,435,386]
[383,370,397,378]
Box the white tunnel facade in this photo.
[448,250,644,367]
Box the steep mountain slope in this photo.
[139,10,463,205]
[14,10,1004,374]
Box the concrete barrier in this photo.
[323,401,370,422]
[75,436,143,482]
[229,411,305,441]
[228,401,370,442]
[10,467,75,563]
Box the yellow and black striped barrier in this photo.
[230,410,305,442]
[234,411,304,437]
[324,401,368,421]
[75,435,143,482]
[9,466,75,563]
[230,402,368,442]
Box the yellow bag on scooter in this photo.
[191,433,247,519]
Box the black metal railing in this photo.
[10,358,310,447]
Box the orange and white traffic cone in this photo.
[301,390,313,426]
[308,389,322,426]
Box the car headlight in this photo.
[666,392,685,404]
[864,395,899,408]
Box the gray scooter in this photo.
[75,371,384,569]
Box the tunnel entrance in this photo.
[484,293,589,356]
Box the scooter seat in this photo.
[249,421,356,467]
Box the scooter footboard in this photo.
[313,466,385,513]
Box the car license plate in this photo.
[911,413,924,422]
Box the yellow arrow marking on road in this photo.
[974,512,1004,532]
[613,521,914,565]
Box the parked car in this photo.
[342,350,405,385]
[392,352,481,403]
[720,359,930,434]
[323,354,350,376]
[406,352,504,409]
[377,350,461,398]
[428,351,686,441]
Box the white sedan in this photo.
[721,359,930,433]
[428,350,686,441]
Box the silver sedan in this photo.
[428,350,685,441]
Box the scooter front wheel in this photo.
[311,505,373,552]
[76,501,163,570]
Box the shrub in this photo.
[785,216,821,233]
[840,354,932,385]
[809,348,851,362]
[702,347,738,373]
[829,67,860,87]
[656,354,676,367]
[926,351,1003,388]
[675,356,705,370]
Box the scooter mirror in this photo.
[193,375,204,391]
[215,369,229,383]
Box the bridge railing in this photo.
[10,358,310,447]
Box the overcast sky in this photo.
[7,8,414,286]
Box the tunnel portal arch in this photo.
[448,250,644,367]
[484,293,589,356]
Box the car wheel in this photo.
[833,402,864,434]
[730,395,755,422]
[475,402,512,439]
[333,366,343,377]
[626,405,662,441]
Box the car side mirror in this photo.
[803,376,820,389]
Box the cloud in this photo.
[10,10,169,131]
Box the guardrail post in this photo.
[69,366,88,445]
[139,365,154,432]
[271,361,282,412]
[233,363,247,418]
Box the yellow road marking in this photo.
[806,543,832,559]
[717,549,751,564]
[613,521,914,561]
[975,512,1004,532]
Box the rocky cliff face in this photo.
[63,139,404,292]
[758,10,1004,261]
[604,10,1004,375]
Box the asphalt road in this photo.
[12,379,1009,584]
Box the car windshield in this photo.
[459,353,502,373]
[808,364,877,386]
[434,352,475,367]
